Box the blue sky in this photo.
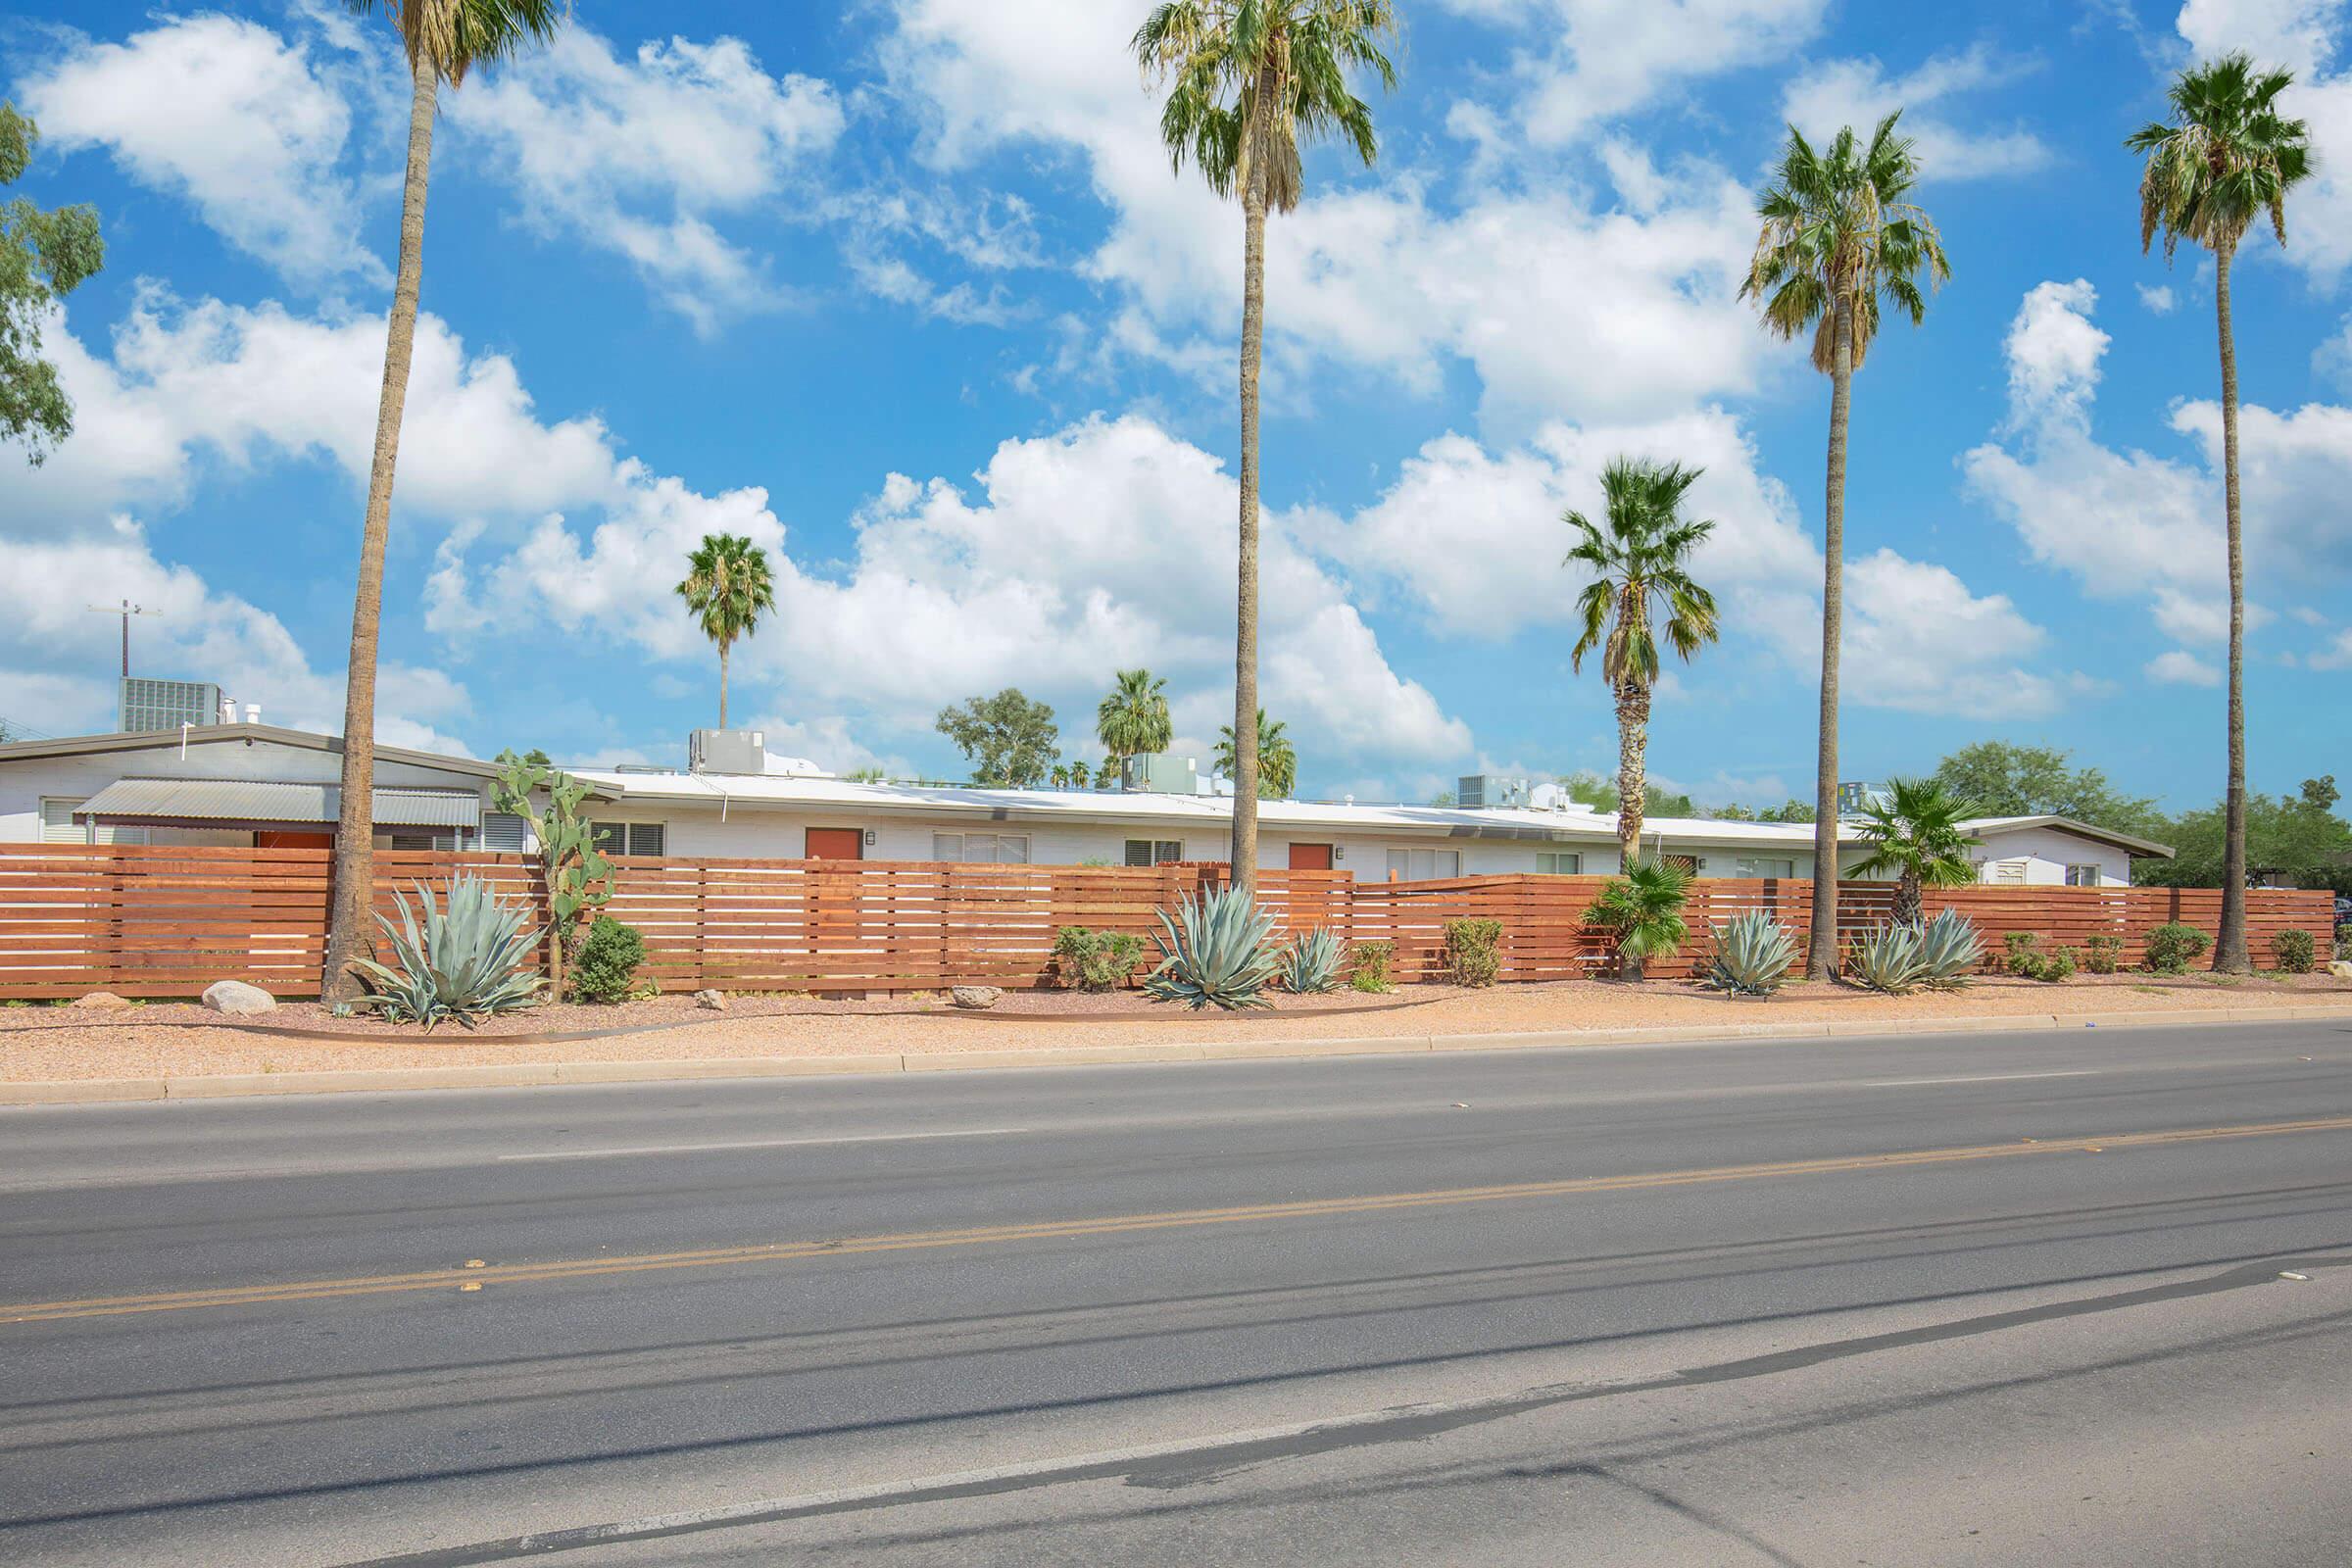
[3,0,2348,809]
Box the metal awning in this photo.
[74,778,482,829]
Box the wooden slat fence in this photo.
[0,844,2333,1000]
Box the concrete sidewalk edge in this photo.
[5,1001,2349,1105]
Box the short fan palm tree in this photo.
[1097,667,1173,789]
[1134,0,1398,895]
[675,533,777,730]
[1216,710,1297,799]
[322,0,566,1004]
[2130,53,2312,974]
[1740,113,1949,978]
[1566,458,1720,872]
[1849,777,1982,925]
[1586,858,1691,982]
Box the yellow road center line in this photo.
[9,1114,2349,1325]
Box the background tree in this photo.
[1428,789,1456,808]
[322,0,566,1003]
[674,532,776,729]
[2136,778,2351,895]
[1931,740,2162,838]
[1741,112,1949,977]
[1069,759,1093,790]
[0,105,102,465]
[936,689,1059,788]
[1565,457,1720,872]
[1216,710,1296,799]
[845,765,887,784]
[1096,667,1172,788]
[1135,0,1398,897]
[1848,776,1983,923]
[2130,53,2312,971]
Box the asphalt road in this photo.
[4,1018,2350,1565]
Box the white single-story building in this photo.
[0,724,2171,887]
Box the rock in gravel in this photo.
[201,980,276,1016]
[693,988,727,1010]
[951,985,1003,1010]
[2330,960,2352,979]
[69,991,132,1008]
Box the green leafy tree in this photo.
[674,532,777,729]
[1741,112,1950,976]
[1134,0,1398,896]
[1429,789,1457,807]
[1096,667,1173,787]
[1932,741,2163,837]
[1848,776,1983,923]
[323,0,567,1004]
[2138,778,2352,895]
[1565,457,1721,871]
[1216,710,1297,798]
[0,105,102,464]
[2130,53,2313,971]
[1560,770,1696,820]
[937,689,1059,787]
[1757,800,1818,823]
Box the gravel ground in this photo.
[3,971,2348,1081]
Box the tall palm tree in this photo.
[1848,776,1982,924]
[1740,113,1950,978]
[675,533,777,729]
[1134,1,1398,895]
[1096,667,1173,788]
[2130,55,2311,974]
[1565,458,1721,874]
[1215,710,1296,798]
[322,0,565,1002]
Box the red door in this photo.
[806,828,863,860]
[1287,842,1334,870]
[256,830,332,849]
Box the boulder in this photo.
[951,985,1004,1010]
[2330,960,2352,979]
[201,980,276,1016]
[693,988,727,1010]
[68,991,131,1009]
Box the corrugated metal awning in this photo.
[74,778,481,829]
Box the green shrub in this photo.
[1706,910,1797,995]
[2082,933,2124,975]
[1279,928,1348,994]
[1144,888,1280,1010]
[2275,927,2317,974]
[1350,940,1395,993]
[1054,926,1146,992]
[2036,947,2079,983]
[2143,922,2211,975]
[2003,931,2043,978]
[352,875,547,1030]
[569,915,647,1004]
[1443,918,1504,987]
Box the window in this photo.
[1124,839,1186,866]
[1384,848,1460,881]
[1536,852,1582,875]
[480,811,528,854]
[933,832,1029,864]
[1733,857,1796,879]
[2064,863,2103,887]
[590,821,666,857]
[39,799,145,846]
[387,830,459,852]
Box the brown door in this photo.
[256,830,332,849]
[1287,842,1334,870]
[806,827,863,860]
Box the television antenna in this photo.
[87,600,162,679]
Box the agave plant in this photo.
[351,874,547,1031]
[1278,927,1348,994]
[1706,909,1798,995]
[1915,907,1984,989]
[1847,920,1929,995]
[1145,886,1280,1010]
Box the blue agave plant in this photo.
[1146,887,1280,1010]
[351,874,547,1031]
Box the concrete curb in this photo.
[4,1001,2348,1106]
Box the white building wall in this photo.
[1969,826,2132,887]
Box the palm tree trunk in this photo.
[718,640,730,731]
[2213,240,2251,973]
[1895,869,1922,927]
[1808,292,1853,980]
[321,48,437,1004]
[1615,679,1651,981]
[1229,87,1271,901]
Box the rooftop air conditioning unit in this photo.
[1457,773,1531,809]
[688,728,768,776]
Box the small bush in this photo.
[1351,940,1395,993]
[1444,918,1503,988]
[2143,922,2211,976]
[569,915,647,1004]
[2275,927,2317,974]
[1054,925,1146,992]
[2036,947,2079,983]
[2082,933,2124,975]
[2000,930,2076,983]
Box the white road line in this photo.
[496,1128,1029,1162]
[1864,1070,2100,1089]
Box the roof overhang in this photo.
[74,778,481,830]
[0,723,508,781]
[1963,815,2176,859]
